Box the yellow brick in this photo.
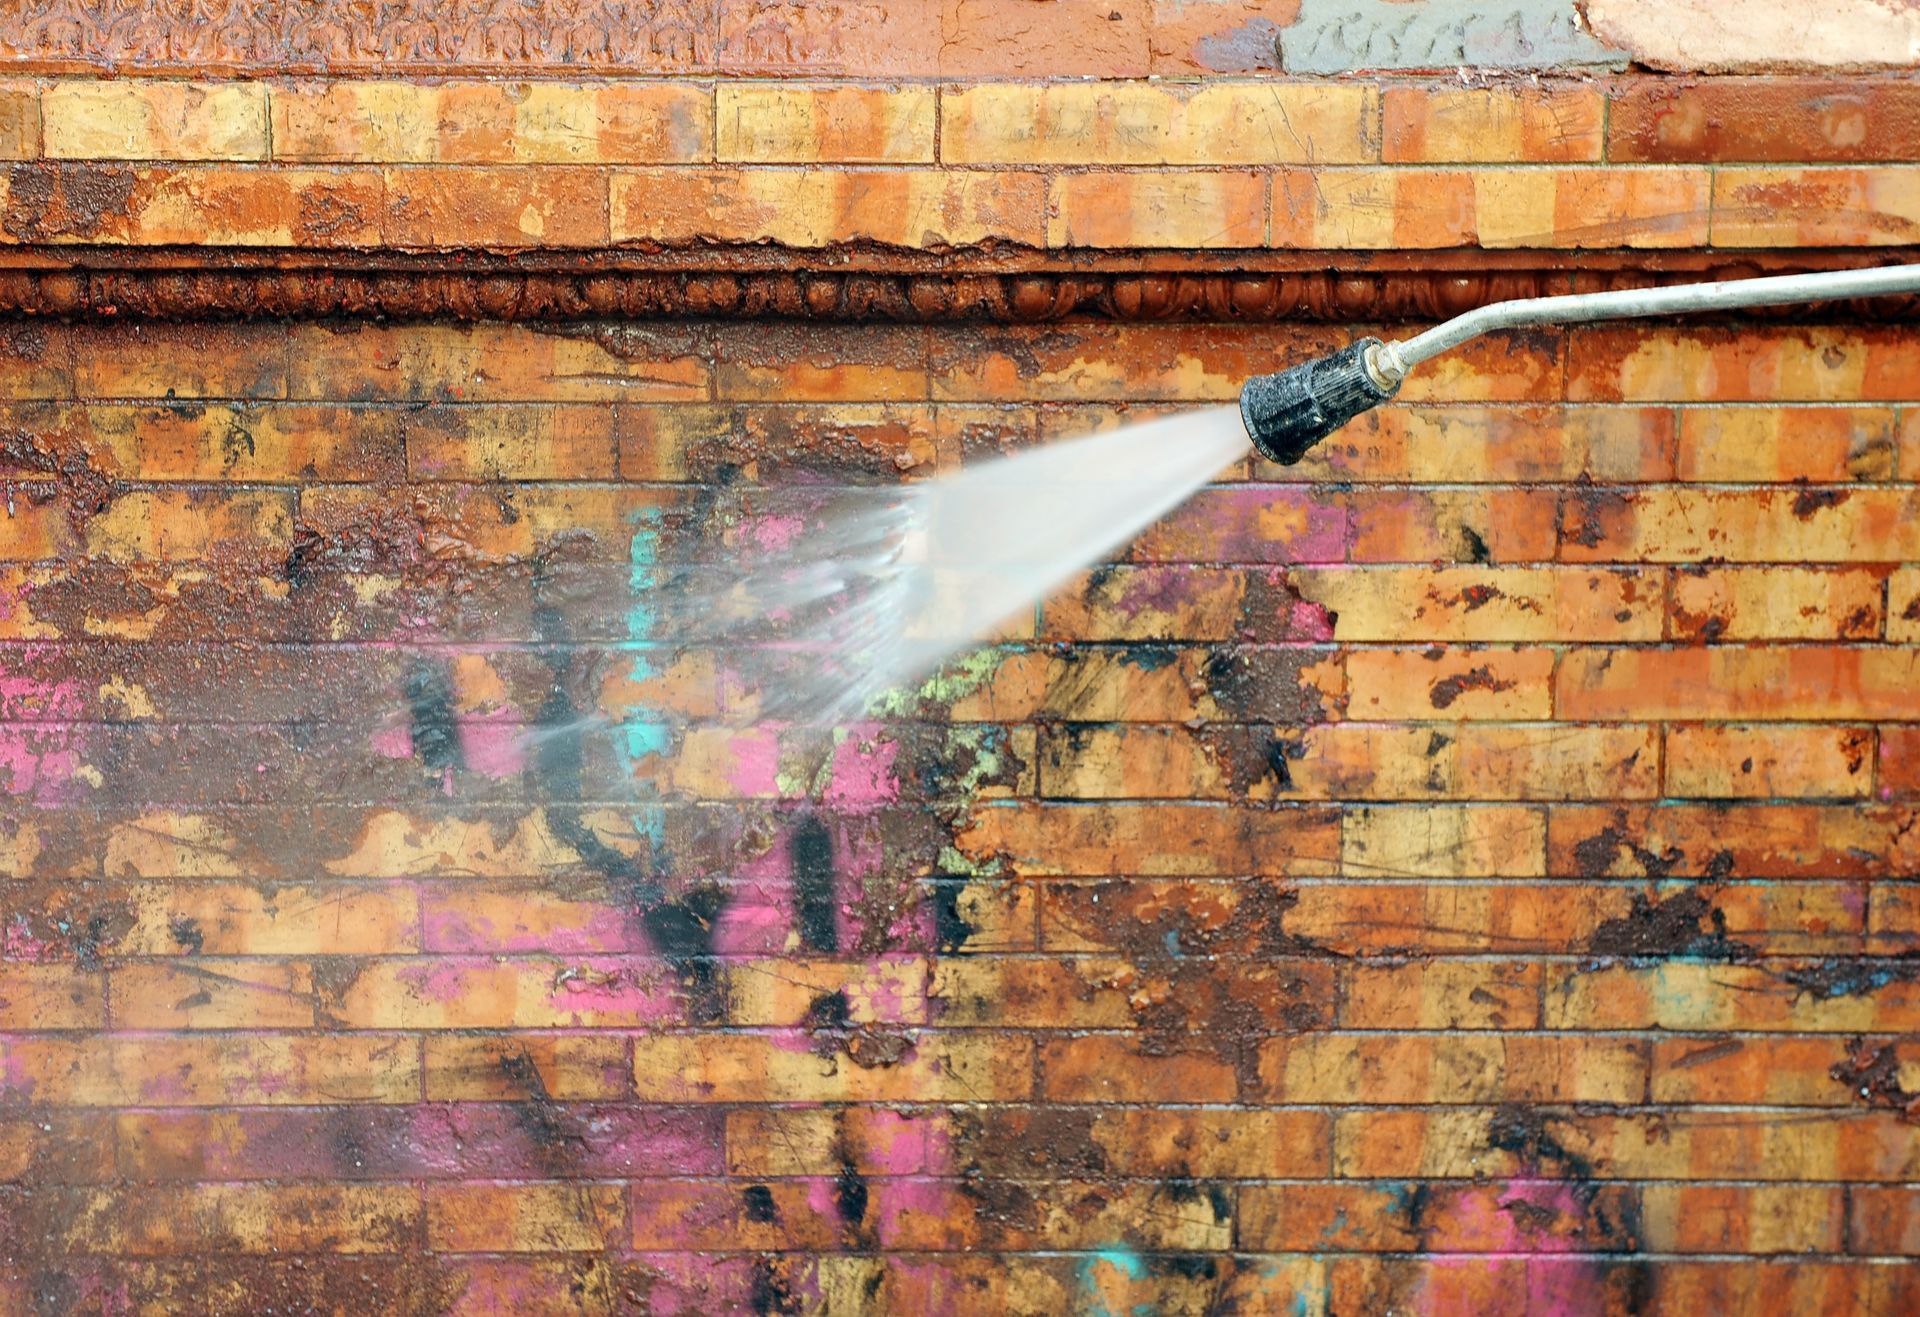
[1470,169,1558,245]
[1048,171,1265,249]
[943,83,1377,165]
[1292,566,1662,643]
[273,81,710,163]
[1274,169,1396,248]
[44,81,268,161]
[1342,805,1546,878]
[718,84,934,162]
[612,168,1045,248]
[425,1035,629,1101]
[727,959,930,1026]
[428,1183,625,1253]
[1,1035,419,1105]
[1671,565,1883,640]
[111,960,316,1029]
[104,881,419,955]
[511,83,712,163]
[85,490,293,563]
[270,82,438,162]
[67,1185,420,1254]
[1384,85,1605,163]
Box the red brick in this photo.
[1609,78,1920,163]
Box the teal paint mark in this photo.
[1075,1246,1148,1317]
[622,508,668,851]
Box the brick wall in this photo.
[1,9,1919,1315]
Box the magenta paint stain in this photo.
[455,708,528,778]
[823,728,900,807]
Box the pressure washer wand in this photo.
[1240,262,1920,465]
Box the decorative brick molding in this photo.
[3,249,1920,322]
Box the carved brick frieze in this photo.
[0,252,1915,323]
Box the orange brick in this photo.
[1281,725,1658,803]
[43,81,268,160]
[85,490,293,564]
[1346,488,1559,563]
[1344,647,1556,721]
[1040,1035,1238,1103]
[944,82,1376,164]
[1048,171,1264,249]
[404,403,618,480]
[384,166,607,247]
[1666,725,1874,799]
[612,168,1045,248]
[1714,167,1920,246]
[0,963,103,1029]
[1551,802,1913,879]
[1711,881,1865,956]
[936,0,1150,77]
[1562,487,1920,563]
[1546,962,1920,1032]
[1671,565,1884,640]
[1676,406,1899,482]
[1644,1185,1845,1254]
[1851,1187,1920,1253]
[1558,647,1920,721]
[1383,85,1604,163]
[718,85,933,162]
[1608,78,1920,163]
[1651,1036,1863,1105]
[1569,325,1920,403]
[1880,725,1920,801]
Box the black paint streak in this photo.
[404,658,464,772]
[741,1185,779,1224]
[931,882,978,953]
[791,816,838,953]
[833,1161,870,1226]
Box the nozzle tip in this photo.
[1240,337,1401,465]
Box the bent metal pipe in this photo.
[1241,262,1920,465]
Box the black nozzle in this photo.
[1239,337,1400,465]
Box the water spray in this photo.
[1240,263,1920,465]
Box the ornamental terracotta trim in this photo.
[1,249,1917,322]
